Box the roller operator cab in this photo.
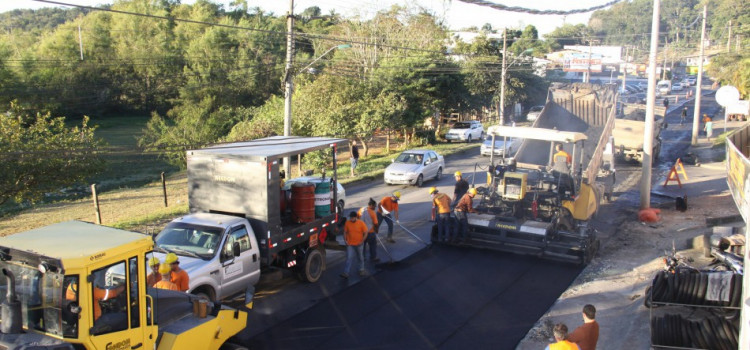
[0,221,249,350]
[156,136,348,303]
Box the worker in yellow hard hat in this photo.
[453,171,469,207]
[165,253,189,292]
[429,187,453,242]
[453,187,478,244]
[154,264,180,291]
[147,256,161,287]
[377,191,401,243]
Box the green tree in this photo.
[707,53,750,99]
[0,102,105,205]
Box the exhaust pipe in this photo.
[1,268,22,334]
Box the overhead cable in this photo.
[454,0,625,15]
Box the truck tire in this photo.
[299,248,325,283]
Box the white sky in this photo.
[3,0,604,35]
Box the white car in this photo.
[384,150,444,187]
[283,176,346,213]
[480,136,522,157]
[526,105,544,122]
[445,121,484,142]
[671,83,683,92]
[686,76,697,86]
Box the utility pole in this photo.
[691,5,707,146]
[282,0,294,177]
[641,0,661,210]
[727,20,732,51]
[661,43,668,80]
[585,39,593,83]
[622,46,629,92]
[499,28,507,125]
[78,24,84,60]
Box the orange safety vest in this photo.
[379,197,399,214]
[549,340,580,350]
[170,269,190,292]
[154,280,180,291]
[432,193,451,214]
[344,219,368,246]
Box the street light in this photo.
[282,43,351,177]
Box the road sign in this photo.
[715,85,740,107]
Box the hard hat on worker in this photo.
[392,191,401,199]
[454,171,462,177]
[158,263,171,275]
[428,187,438,195]
[468,188,478,196]
[165,253,179,265]
[148,257,161,267]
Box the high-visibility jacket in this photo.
[432,193,451,214]
[154,280,179,291]
[344,219,368,246]
[547,340,580,350]
[147,272,161,287]
[170,269,190,292]
[358,207,378,233]
[379,197,399,214]
[553,150,572,164]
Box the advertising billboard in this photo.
[563,53,603,72]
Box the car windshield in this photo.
[0,260,66,337]
[155,222,224,259]
[395,153,424,164]
[452,122,471,129]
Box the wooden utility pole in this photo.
[91,184,101,224]
[641,0,661,210]
[282,0,294,178]
[691,5,707,146]
[622,46,629,92]
[662,43,668,80]
[499,28,507,125]
[161,172,168,207]
[585,39,593,83]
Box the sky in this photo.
[3,0,606,35]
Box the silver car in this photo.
[480,136,522,157]
[384,150,445,187]
[445,121,484,142]
[283,176,346,213]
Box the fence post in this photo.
[91,184,101,224]
[161,172,168,207]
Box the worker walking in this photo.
[154,264,180,291]
[342,211,368,278]
[147,257,161,287]
[359,198,379,262]
[452,171,469,207]
[429,187,453,242]
[377,192,401,243]
[680,107,688,125]
[453,188,477,243]
[165,253,189,292]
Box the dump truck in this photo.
[613,103,666,163]
[0,221,250,350]
[154,136,346,302]
[432,83,616,264]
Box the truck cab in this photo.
[154,213,261,301]
[0,221,248,350]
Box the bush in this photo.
[414,129,437,145]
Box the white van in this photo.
[657,80,671,95]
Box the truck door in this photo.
[219,225,261,297]
[88,258,147,350]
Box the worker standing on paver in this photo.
[147,257,161,287]
[429,187,453,242]
[154,264,180,291]
[341,211,368,278]
[553,144,572,165]
[359,198,379,262]
[567,304,599,350]
[453,171,469,207]
[453,188,477,243]
[377,192,400,243]
[165,253,189,292]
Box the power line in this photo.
[454,0,625,15]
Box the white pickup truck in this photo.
[154,136,347,301]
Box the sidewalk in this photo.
[516,120,744,349]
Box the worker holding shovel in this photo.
[377,191,401,243]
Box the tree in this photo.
[0,102,105,206]
[544,24,591,50]
[707,53,750,99]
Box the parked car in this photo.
[283,176,346,213]
[526,105,544,122]
[384,150,444,187]
[445,121,484,142]
[671,82,683,92]
[480,135,522,157]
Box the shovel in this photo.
[394,219,431,247]
[374,233,395,264]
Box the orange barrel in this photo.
[291,182,316,223]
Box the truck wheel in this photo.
[299,248,325,283]
[191,287,215,302]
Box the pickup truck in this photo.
[155,136,347,301]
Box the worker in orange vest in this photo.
[377,191,401,243]
[146,257,161,287]
[165,253,189,292]
[341,211,368,278]
[545,323,580,350]
[154,264,180,291]
[429,187,453,242]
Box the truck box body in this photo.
[187,136,347,259]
